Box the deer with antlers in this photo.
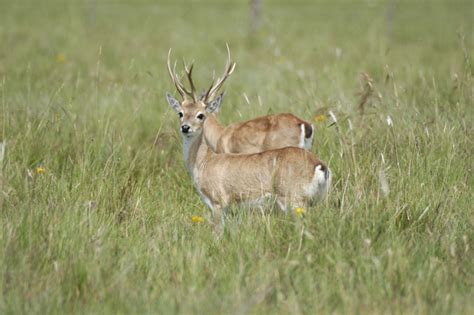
[166,46,314,154]
[165,46,331,226]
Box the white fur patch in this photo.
[304,124,314,150]
[182,136,194,163]
[198,188,214,210]
[304,165,331,199]
[299,124,305,149]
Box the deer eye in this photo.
[178,112,184,118]
[196,113,205,120]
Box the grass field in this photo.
[0,0,472,314]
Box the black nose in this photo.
[181,125,191,133]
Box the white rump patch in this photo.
[299,124,305,149]
[305,165,331,199]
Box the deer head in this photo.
[166,45,236,137]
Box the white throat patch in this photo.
[182,135,194,163]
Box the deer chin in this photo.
[181,130,199,138]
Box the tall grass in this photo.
[0,1,472,314]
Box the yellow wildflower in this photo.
[295,207,305,216]
[191,215,204,223]
[56,53,66,63]
[36,166,46,174]
[314,114,327,123]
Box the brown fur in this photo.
[165,51,327,227]
[170,101,331,227]
[197,142,326,207]
[208,113,314,154]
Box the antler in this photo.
[184,62,198,101]
[167,45,235,103]
[167,49,197,101]
[202,44,236,102]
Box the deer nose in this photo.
[181,124,191,133]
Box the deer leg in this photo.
[289,197,309,215]
[276,197,289,213]
[212,204,225,224]
[211,204,226,238]
[277,194,306,214]
[291,202,306,211]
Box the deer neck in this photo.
[182,131,212,178]
[203,114,224,152]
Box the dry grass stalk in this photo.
[357,72,375,115]
[0,142,4,210]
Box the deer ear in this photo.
[206,93,224,113]
[166,93,181,112]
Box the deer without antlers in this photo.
[165,46,331,225]
[166,45,315,154]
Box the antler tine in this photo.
[202,79,215,102]
[206,43,236,101]
[173,61,192,97]
[173,61,195,99]
[184,62,197,101]
[167,49,186,98]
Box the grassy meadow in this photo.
[0,0,472,314]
